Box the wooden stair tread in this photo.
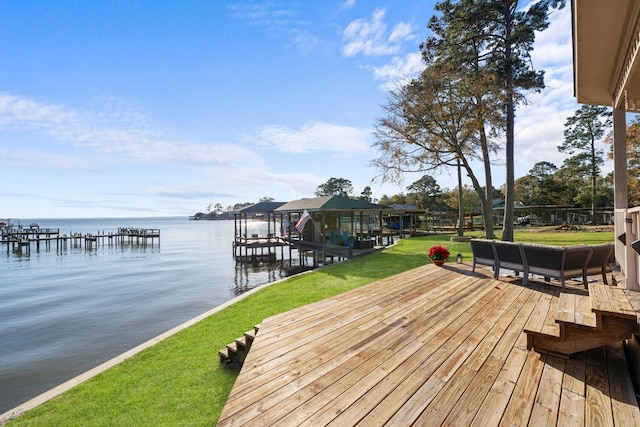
[235,336,248,349]
[226,341,238,354]
[556,293,596,328]
[523,292,559,337]
[219,347,231,363]
[219,324,261,365]
[589,283,638,320]
[244,329,257,341]
[526,284,639,357]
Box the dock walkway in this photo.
[218,264,640,426]
[1,226,160,254]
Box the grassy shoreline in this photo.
[4,229,614,426]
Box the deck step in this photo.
[218,347,231,363]
[235,336,248,351]
[226,341,238,355]
[525,285,639,357]
[589,282,637,320]
[524,292,560,339]
[245,328,257,343]
[219,326,260,365]
[555,293,596,329]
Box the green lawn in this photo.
[6,229,613,426]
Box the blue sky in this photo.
[0,1,594,218]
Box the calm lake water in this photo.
[0,217,293,414]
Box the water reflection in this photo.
[231,259,318,296]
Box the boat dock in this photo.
[1,226,160,255]
[233,234,288,264]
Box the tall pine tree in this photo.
[423,0,565,240]
[559,105,612,224]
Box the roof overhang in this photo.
[573,0,640,110]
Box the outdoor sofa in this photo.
[470,239,614,290]
[470,238,498,277]
[471,239,527,281]
[492,241,527,281]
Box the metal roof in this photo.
[236,201,286,214]
[274,195,388,212]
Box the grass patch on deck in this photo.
[6,229,613,426]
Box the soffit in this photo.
[573,0,640,110]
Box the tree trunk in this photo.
[502,4,515,242]
[591,137,598,225]
[457,156,464,237]
[479,125,495,238]
[503,91,515,242]
[462,156,492,239]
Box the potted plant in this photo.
[428,245,450,266]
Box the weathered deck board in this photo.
[606,342,640,426]
[217,265,640,427]
[529,355,565,427]
[574,293,597,328]
[500,348,548,426]
[226,275,488,425]
[557,351,586,426]
[328,279,504,426]
[225,271,479,409]
[585,346,614,426]
[443,286,544,425]
[556,292,576,324]
[523,291,557,336]
[541,288,562,337]
[347,284,524,426]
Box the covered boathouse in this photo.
[274,195,425,266]
[232,201,288,264]
[217,2,640,425]
[233,195,427,268]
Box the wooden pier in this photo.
[1,225,160,255]
[233,234,288,264]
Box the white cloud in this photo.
[255,121,370,155]
[388,22,412,44]
[0,95,78,129]
[227,3,297,26]
[289,29,319,53]
[227,2,314,53]
[531,6,572,71]
[144,185,235,200]
[340,0,357,9]
[372,52,424,90]
[458,5,610,189]
[255,169,323,197]
[0,94,263,168]
[342,9,414,57]
[0,148,100,171]
[512,6,614,178]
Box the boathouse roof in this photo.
[389,203,421,211]
[274,195,388,212]
[236,201,286,214]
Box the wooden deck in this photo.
[217,264,640,426]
